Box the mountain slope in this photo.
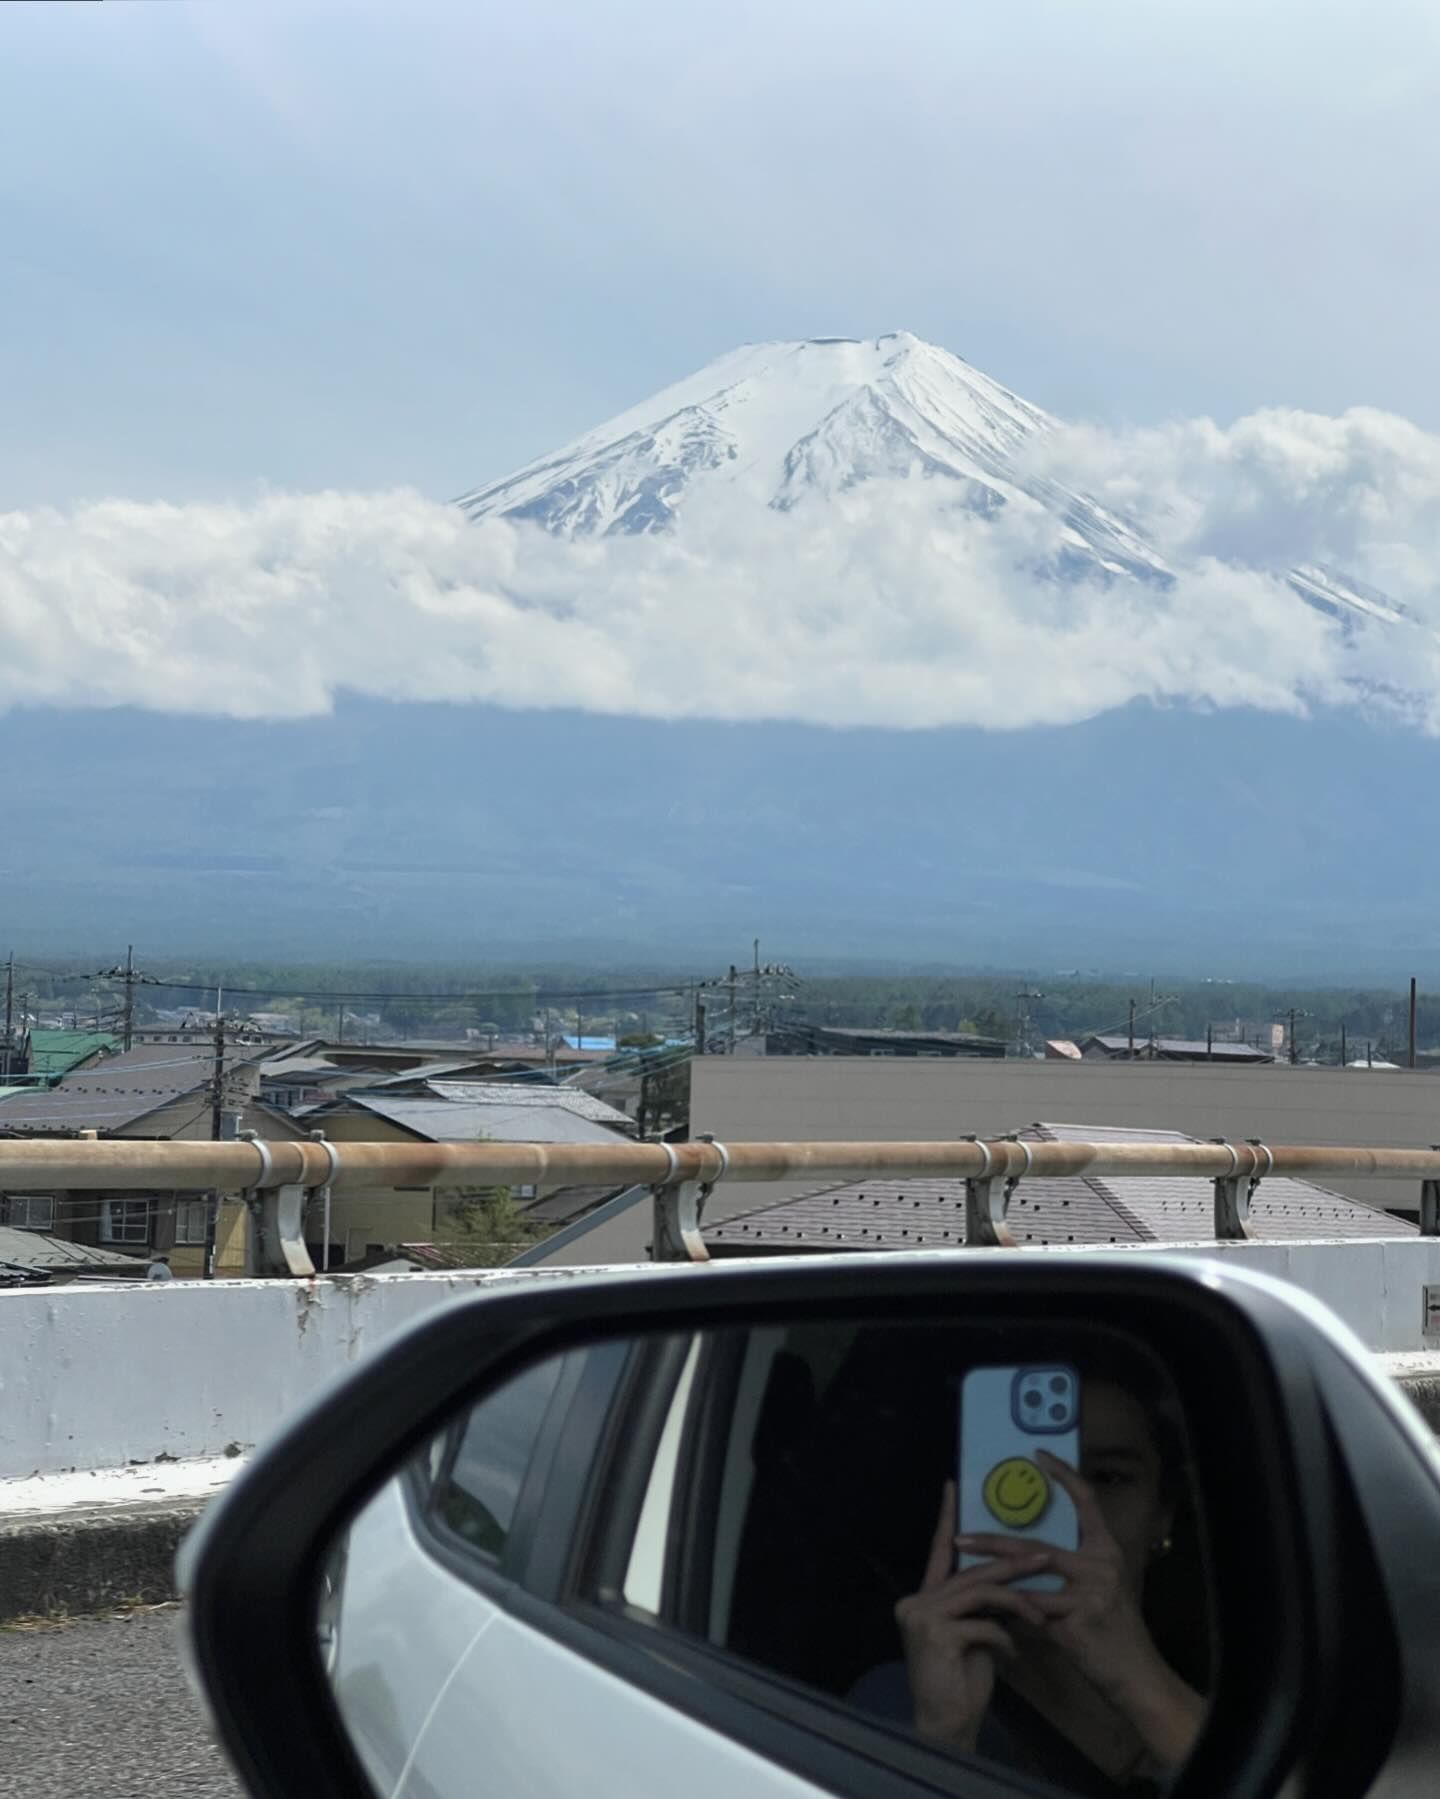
[457,333,1169,582]
[3,696,1437,975]
[456,330,1401,630]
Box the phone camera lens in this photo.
[1049,1403,1068,1422]
[1050,1376,1068,1394]
[1023,1389,1042,1407]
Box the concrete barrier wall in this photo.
[5,1242,1440,1481]
[0,1266,592,1481]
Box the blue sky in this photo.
[5,0,1439,508]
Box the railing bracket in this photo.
[238,1129,334,1277]
[963,1136,1016,1247]
[1422,1148,1440,1235]
[652,1137,727,1263]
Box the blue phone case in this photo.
[957,1364,1080,1592]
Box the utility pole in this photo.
[210,995,226,1143]
[121,945,135,1051]
[336,999,345,1045]
[1341,1022,1348,1067]
[1409,976,1418,1070]
[1279,1007,1310,1066]
[85,949,160,1051]
[2,952,12,1081]
[1128,999,1136,1060]
[728,965,737,1055]
[204,993,225,1281]
[693,985,706,1055]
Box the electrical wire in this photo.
[18,970,705,1004]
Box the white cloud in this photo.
[4,401,1440,732]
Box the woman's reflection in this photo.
[854,1372,1207,1794]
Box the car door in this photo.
[329,1351,571,1793]
[356,1328,827,1799]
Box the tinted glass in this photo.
[320,1319,1215,1799]
[606,1319,1213,1796]
[432,1356,563,1559]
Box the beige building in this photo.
[299,1084,638,1266]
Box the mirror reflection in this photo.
[319,1318,1212,1797]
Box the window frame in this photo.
[100,1198,152,1245]
[403,1340,639,1600]
[175,1197,211,1245]
[3,1193,56,1230]
[421,1351,571,1577]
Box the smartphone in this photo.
[957,1364,1080,1592]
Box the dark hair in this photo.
[1070,1342,1211,1690]
[1072,1342,1190,1502]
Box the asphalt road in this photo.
[0,1607,242,1798]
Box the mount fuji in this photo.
[3,337,1435,969]
[456,331,1401,634]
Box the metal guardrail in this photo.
[2,1133,1438,1267]
[4,1133,1440,1191]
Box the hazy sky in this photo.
[5,0,1439,507]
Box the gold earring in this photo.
[1151,1535,1173,1558]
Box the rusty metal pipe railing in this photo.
[4,1136,1440,1192]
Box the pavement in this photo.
[0,1606,241,1798]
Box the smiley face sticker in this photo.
[982,1456,1051,1528]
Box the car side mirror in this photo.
[179,1257,1440,1799]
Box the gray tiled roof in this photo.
[340,1094,633,1147]
[424,1082,634,1127]
[1085,1036,1273,1062]
[0,1041,269,1133]
[707,1120,1414,1252]
[0,1226,141,1271]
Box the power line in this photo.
[13,969,705,1006]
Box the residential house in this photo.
[298,1082,638,1266]
[13,1029,118,1086]
[254,1036,610,1114]
[0,1040,305,1276]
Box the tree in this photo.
[432,1186,549,1268]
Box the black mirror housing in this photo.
[180,1257,1440,1799]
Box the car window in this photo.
[624,1335,703,1612]
[581,1319,1215,1798]
[431,1355,564,1561]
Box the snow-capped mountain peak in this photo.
[456,332,1058,535]
[455,332,1405,632]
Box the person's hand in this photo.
[957,1453,1204,1769]
[895,1481,1050,1752]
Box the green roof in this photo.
[24,1030,118,1079]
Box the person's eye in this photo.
[1088,1468,1136,1490]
